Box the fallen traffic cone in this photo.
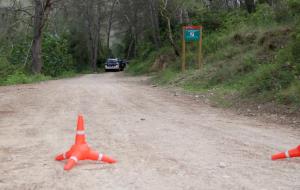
[272,145,300,160]
[55,115,117,171]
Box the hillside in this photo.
[127,3,300,116]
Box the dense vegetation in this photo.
[0,0,299,109]
[126,1,300,109]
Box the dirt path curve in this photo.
[0,73,299,190]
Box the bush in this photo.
[8,37,32,66]
[4,71,51,85]
[248,4,276,26]
[0,57,16,84]
[243,62,294,95]
[288,0,300,14]
[277,80,300,105]
[42,33,75,77]
[193,10,224,32]
[291,28,300,75]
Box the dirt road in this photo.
[0,73,299,190]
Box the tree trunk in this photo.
[245,0,256,13]
[92,42,98,72]
[85,1,102,72]
[107,0,117,49]
[166,17,180,56]
[160,0,180,57]
[32,0,44,74]
[127,38,134,59]
[149,0,160,48]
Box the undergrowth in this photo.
[127,3,300,109]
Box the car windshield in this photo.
[107,60,117,63]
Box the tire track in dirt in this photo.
[0,73,299,190]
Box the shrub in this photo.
[8,37,32,66]
[277,80,300,105]
[0,56,16,84]
[42,33,74,77]
[248,4,276,26]
[288,0,300,14]
[4,71,50,85]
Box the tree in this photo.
[107,0,117,49]
[245,0,256,13]
[160,0,180,56]
[32,0,58,74]
[81,0,103,72]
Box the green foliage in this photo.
[137,42,156,59]
[152,64,180,85]
[112,43,125,58]
[4,71,51,85]
[248,4,276,26]
[128,2,300,107]
[68,30,90,72]
[126,47,173,76]
[242,64,290,95]
[277,80,300,105]
[193,10,224,32]
[203,33,228,55]
[288,0,300,14]
[8,37,32,65]
[126,58,153,76]
[291,27,300,73]
[0,56,16,85]
[222,10,248,30]
[42,33,75,77]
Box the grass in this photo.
[0,69,94,86]
[132,22,299,109]
[3,71,51,85]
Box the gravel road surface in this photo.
[0,73,299,190]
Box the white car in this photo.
[105,59,120,71]
[105,58,126,71]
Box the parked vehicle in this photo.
[105,58,127,72]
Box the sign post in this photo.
[182,28,186,72]
[182,25,203,71]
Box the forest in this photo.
[0,0,299,107]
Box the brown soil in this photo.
[0,73,299,190]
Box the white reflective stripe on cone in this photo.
[76,130,85,135]
[70,156,78,163]
[63,153,66,159]
[98,153,103,161]
[285,151,290,158]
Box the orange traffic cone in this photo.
[55,115,117,171]
[75,115,86,145]
[272,145,300,160]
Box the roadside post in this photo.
[182,25,203,72]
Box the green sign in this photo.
[185,29,201,42]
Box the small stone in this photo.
[195,95,200,98]
[151,85,157,87]
[140,118,146,121]
[219,162,227,168]
[174,92,179,96]
[223,175,230,179]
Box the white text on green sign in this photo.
[185,29,201,42]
